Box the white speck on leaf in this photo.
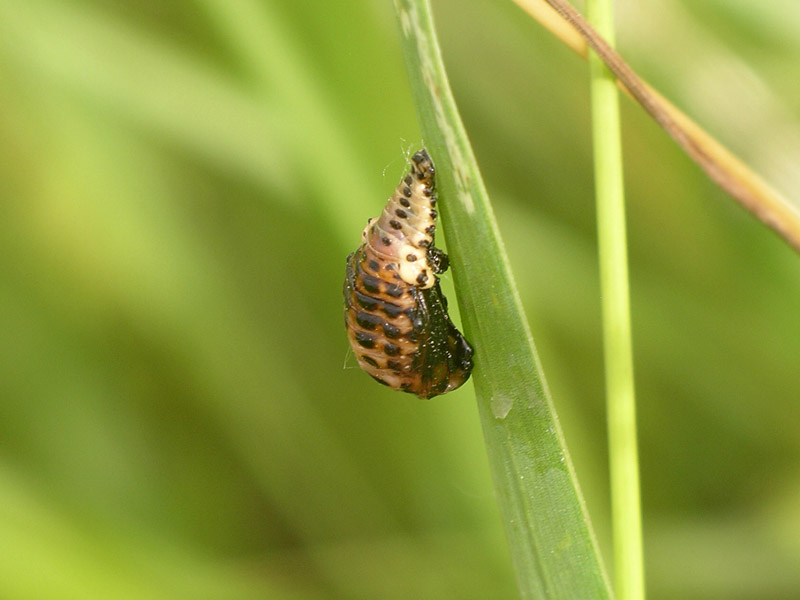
[491,395,513,419]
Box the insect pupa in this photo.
[343,149,473,398]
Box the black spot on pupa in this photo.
[381,237,391,246]
[382,301,403,318]
[416,272,429,285]
[355,292,378,311]
[382,322,401,339]
[406,254,417,262]
[368,259,380,272]
[389,220,402,230]
[361,355,379,368]
[402,186,412,197]
[356,312,382,330]
[399,198,411,208]
[395,209,407,219]
[384,283,404,298]
[355,331,376,349]
[362,275,381,294]
[384,342,400,356]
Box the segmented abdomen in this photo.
[343,149,473,398]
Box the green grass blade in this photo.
[586,1,645,598]
[393,0,613,596]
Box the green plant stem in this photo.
[393,0,613,597]
[534,0,800,255]
[585,1,645,599]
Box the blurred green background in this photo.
[2,0,800,598]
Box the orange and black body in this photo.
[343,149,473,398]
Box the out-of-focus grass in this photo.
[0,0,799,598]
